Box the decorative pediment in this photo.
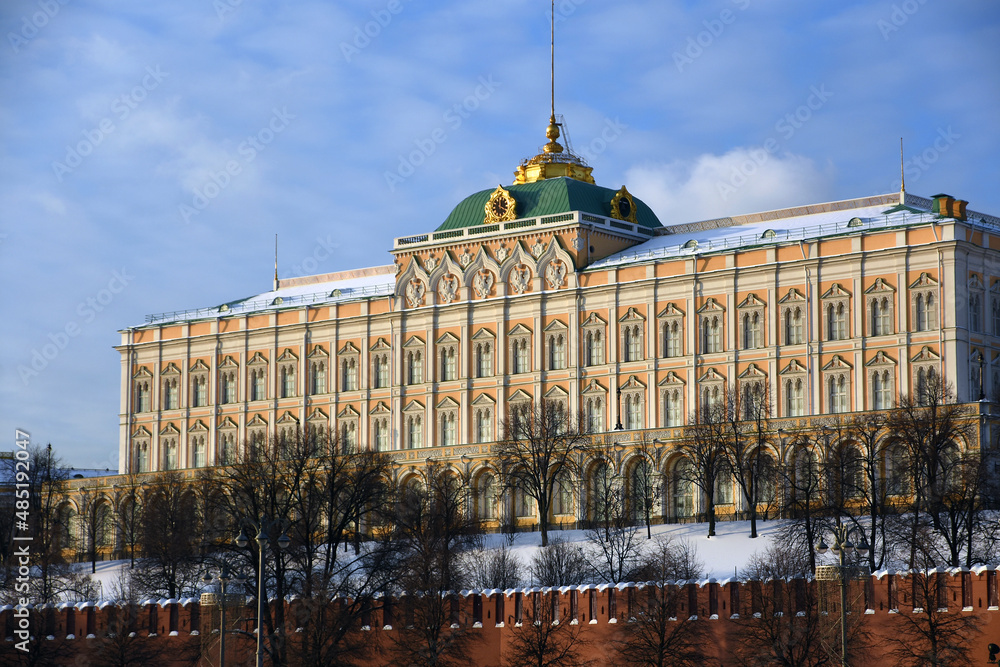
[308,408,329,421]
[657,371,685,387]
[618,307,646,323]
[472,393,496,406]
[368,402,390,416]
[402,400,425,413]
[865,351,896,367]
[218,355,239,369]
[657,303,685,318]
[509,389,533,403]
[248,352,268,365]
[544,385,569,399]
[778,288,806,304]
[436,396,460,410]
[620,374,646,390]
[821,283,851,299]
[276,411,299,425]
[738,363,767,379]
[337,406,360,419]
[581,379,607,394]
[697,297,725,313]
[189,359,210,373]
[159,423,181,436]
[161,362,181,376]
[369,338,391,352]
[339,342,360,356]
[436,332,460,345]
[394,255,431,301]
[187,419,209,433]
[864,278,895,294]
[970,349,985,363]
[277,349,298,363]
[910,272,938,289]
[780,360,807,375]
[698,368,725,383]
[247,414,268,427]
[218,417,238,430]
[461,246,502,293]
[535,238,576,290]
[131,426,152,438]
[738,293,765,309]
[969,274,985,290]
[509,323,532,337]
[822,355,853,371]
[308,345,328,358]
[543,319,568,332]
[472,328,496,340]
[403,335,425,348]
[133,366,153,379]
[910,346,940,363]
[581,313,607,328]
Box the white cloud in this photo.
[626,147,836,223]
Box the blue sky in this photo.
[1,0,998,469]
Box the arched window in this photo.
[373,355,389,389]
[441,347,457,381]
[665,320,681,357]
[630,459,654,521]
[373,418,388,451]
[441,412,456,447]
[664,389,682,426]
[407,350,423,384]
[715,462,733,504]
[672,460,693,518]
[310,361,326,395]
[586,397,604,433]
[280,366,295,398]
[625,393,642,430]
[590,462,613,520]
[553,472,574,516]
[479,474,497,520]
[549,334,566,370]
[406,415,422,449]
[785,307,803,344]
[475,343,492,378]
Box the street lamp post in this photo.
[615,386,624,430]
[202,564,246,667]
[236,520,290,667]
[815,521,870,667]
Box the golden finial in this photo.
[512,0,593,184]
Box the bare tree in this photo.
[114,471,144,568]
[678,403,728,537]
[776,433,830,573]
[388,464,479,667]
[627,438,664,540]
[720,382,774,539]
[733,541,864,667]
[614,536,707,667]
[885,548,983,666]
[502,590,591,667]
[463,535,524,589]
[529,538,592,587]
[888,378,977,568]
[76,484,111,574]
[84,568,196,667]
[134,471,200,598]
[495,400,587,547]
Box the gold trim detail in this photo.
[610,186,638,224]
[484,185,517,225]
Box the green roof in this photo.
[436,177,663,231]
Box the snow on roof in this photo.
[589,193,996,271]
[139,265,396,327]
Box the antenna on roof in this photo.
[273,234,279,292]
[550,0,555,121]
[899,137,905,205]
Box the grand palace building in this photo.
[115,115,1000,523]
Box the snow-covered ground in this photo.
[484,519,787,581]
[74,519,789,601]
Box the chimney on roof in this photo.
[931,194,968,221]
